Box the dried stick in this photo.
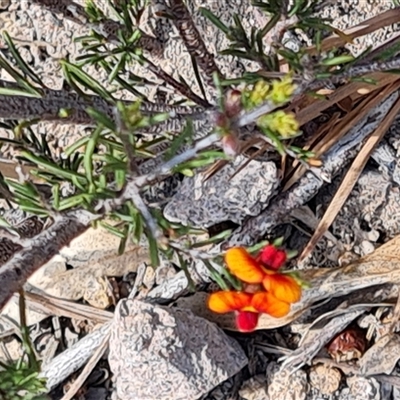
[0,211,95,309]
[39,321,112,390]
[60,329,111,400]
[0,81,205,128]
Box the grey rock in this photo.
[266,362,308,400]
[164,156,278,228]
[109,299,248,400]
[239,375,269,400]
[309,364,342,396]
[346,376,380,400]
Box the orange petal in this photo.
[225,247,264,283]
[262,273,301,303]
[236,311,259,332]
[208,291,252,314]
[251,291,290,318]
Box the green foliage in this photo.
[0,362,48,400]
[0,0,395,284]
[0,294,48,400]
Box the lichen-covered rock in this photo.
[266,362,308,400]
[164,156,278,228]
[239,375,269,400]
[109,299,248,400]
[346,376,380,400]
[309,364,342,396]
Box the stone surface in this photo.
[346,376,380,400]
[309,364,342,396]
[164,156,278,228]
[239,375,269,400]
[266,362,308,400]
[27,226,149,308]
[108,298,248,400]
[359,334,400,376]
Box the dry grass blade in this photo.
[0,158,40,181]
[289,206,338,244]
[40,322,113,391]
[283,112,340,186]
[284,79,400,190]
[364,32,400,62]
[291,72,399,127]
[202,137,269,182]
[228,142,271,181]
[60,330,111,400]
[305,7,400,54]
[273,8,400,71]
[309,84,398,156]
[202,159,230,182]
[13,290,113,323]
[298,83,400,263]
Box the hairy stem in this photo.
[0,210,96,309]
[165,0,223,87]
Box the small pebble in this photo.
[239,375,268,400]
[309,364,341,396]
[267,362,308,400]
[0,0,10,10]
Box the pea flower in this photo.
[208,245,301,332]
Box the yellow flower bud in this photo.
[242,80,270,109]
[258,111,299,138]
[270,76,296,105]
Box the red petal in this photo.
[225,247,265,283]
[262,273,301,304]
[236,311,259,332]
[258,245,287,270]
[208,291,252,313]
[251,291,290,318]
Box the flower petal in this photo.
[251,291,290,318]
[208,291,252,314]
[262,273,302,304]
[225,247,264,283]
[258,245,287,270]
[236,311,259,332]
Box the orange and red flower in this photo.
[208,244,302,332]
